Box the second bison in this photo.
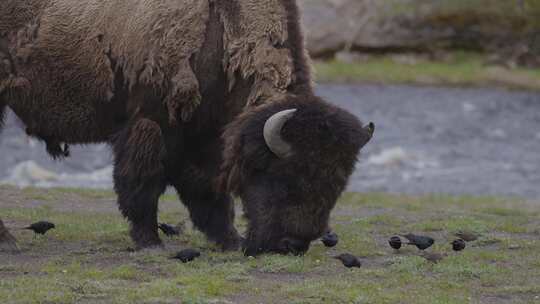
[0,0,373,255]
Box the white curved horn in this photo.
[263,109,297,158]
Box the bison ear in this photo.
[263,109,297,158]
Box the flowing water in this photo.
[1,84,539,198]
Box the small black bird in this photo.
[455,231,479,242]
[334,253,361,268]
[400,233,434,250]
[321,232,339,247]
[24,221,55,235]
[389,236,402,250]
[158,223,182,237]
[452,239,466,251]
[171,249,201,263]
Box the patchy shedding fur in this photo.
[1,0,209,124]
[218,0,294,106]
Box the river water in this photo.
[1,84,539,199]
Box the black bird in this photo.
[171,249,201,263]
[454,231,479,242]
[321,232,339,247]
[24,221,55,235]
[452,239,466,251]
[158,223,182,237]
[388,236,402,250]
[334,253,361,268]
[400,233,434,250]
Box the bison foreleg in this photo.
[112,119,167,249]
[174,179,241,251]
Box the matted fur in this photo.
[1,0,306,123]
[217,0,294,106]
[1,0,209,123]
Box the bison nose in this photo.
[278,237,310,256]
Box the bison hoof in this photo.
[218,231,242,252]
[131,230,163,250]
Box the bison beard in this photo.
[0,0,373,255]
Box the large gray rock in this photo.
[299,0,540,58]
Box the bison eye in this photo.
[317,121,330,132]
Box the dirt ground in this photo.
[1,185,540,304]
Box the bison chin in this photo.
[220,94,374,256]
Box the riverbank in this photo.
[314,52,540,91]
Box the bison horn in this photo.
[365,122,375,138]
[263,109,297,158]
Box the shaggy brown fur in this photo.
[0,0,373,254]
[1,0,208,127]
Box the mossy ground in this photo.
[1,185,539,303]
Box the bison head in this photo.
[219,94,373,256]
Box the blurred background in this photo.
[1,0,539,198]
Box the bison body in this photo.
[0,0,373,255]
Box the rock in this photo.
[299,0,540,61]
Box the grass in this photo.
[1,186,540,303]
[314,52,540,91]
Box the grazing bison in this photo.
[0,0,374,255]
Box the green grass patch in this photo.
[314,52,540,91]
[1,187,540,303]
